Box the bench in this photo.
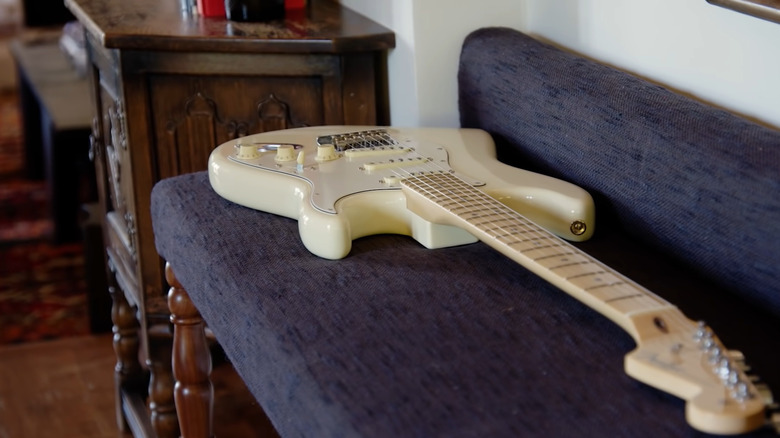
[151,28,780,437]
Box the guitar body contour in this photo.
[208,126,595,260]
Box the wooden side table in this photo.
[63,1,394,437]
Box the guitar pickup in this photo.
[362,157,430,172]
[345,146,413,159]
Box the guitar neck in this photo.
[401,172,678,342]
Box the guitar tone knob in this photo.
[316,144,339,162]
[275,144,296,162]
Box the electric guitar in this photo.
[208,126,776,435]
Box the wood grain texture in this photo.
[0,334,278,438]
[167,263,214,438]
[0,335,125,438]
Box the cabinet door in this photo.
[150,75,333,179]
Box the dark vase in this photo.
[225,0,285,22]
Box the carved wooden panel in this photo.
[150,75,326,180]
[105,104,126,215]
[97,86,137,261]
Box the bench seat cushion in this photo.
[152,171,779,437]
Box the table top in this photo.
[10,34,92,130]
[63,0,395,54]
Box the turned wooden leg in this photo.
[110,284,144,432]
[166,262,215,438]
[148,330,181,438]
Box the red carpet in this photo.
[0,241,89,343]
[0,178,52,242]
[0,90,90,344]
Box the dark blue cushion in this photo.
[152,171,779,437]
[459,27,780,318]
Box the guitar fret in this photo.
[568,271,624,291]
[492,231,539,241]
[477,223,536,234]
[464,213,515,223]
[549,260,593,271]
[535,253,590,268]
[508,240,562,253]
[478,221,536,235]
[556,263,605,279]
[506,236,556,249]
[532,251,577,262]
[593,287,638,304]
[581,282,651,309]
[604,293,643,303]
[585,281,627,291]
[468,211,524,221]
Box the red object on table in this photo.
[198,0,226,17]
[286,0,305,10]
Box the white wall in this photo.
[339,0,526,127]
[342,0,780,130]
[526,0,780,130]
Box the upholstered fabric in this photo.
[152,172,778,437]
[459,27,780,318]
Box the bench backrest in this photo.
[458,27,780,317]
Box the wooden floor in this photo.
[0,334,126,438]
[0,334,279,438]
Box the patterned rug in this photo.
[0,242,89,343]
[0,90,90,344]
[0,90,53,242]
[0,89,23,176]
[0,178,52,241]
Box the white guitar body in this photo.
[208,126,775,435]
[209,126,595,260]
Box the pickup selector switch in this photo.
[275,144,296,162]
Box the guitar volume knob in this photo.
[236,142,260,159]
[275,144,296,162]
